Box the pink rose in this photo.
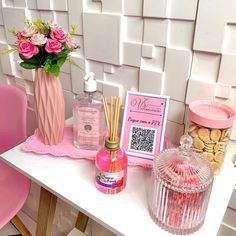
[50,28,67,42]
[21,26,36,37]
[15,32,25,45]
[31,33,47,45]
[18,40,39,59]
[65,38,78,49]
[16,32,24,40]
[45,38,62,54]
[47,20,59,28]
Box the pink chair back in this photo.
[0,84,27,154]
[0,84,30,229]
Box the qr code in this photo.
[129,126,156,154]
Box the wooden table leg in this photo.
[36,187,57,236]
[75,212,89,233]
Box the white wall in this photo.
[0,0,236,235]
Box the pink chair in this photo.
[0,83,31,235]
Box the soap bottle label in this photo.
[95,168,124,189]
[76,107,100,145]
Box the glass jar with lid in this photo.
[187,100,235,175]
[148,135,214,235]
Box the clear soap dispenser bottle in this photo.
[73,72,106,150]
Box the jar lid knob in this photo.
[180,134,193,149]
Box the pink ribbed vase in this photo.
[34,68,65,145]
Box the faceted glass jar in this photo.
[148,135,214,235]
[187,100,235,175]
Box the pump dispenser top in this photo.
[84,72,96,92]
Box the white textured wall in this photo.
[0,0,236,235]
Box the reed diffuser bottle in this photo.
[95,97,128,194]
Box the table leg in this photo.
[36,187,57,236]
[75,212,89,233]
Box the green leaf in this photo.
[56,49,69,59]
[45,64,60,77]
[44,55,53,71]
[19,54,40,65]
[57,56,67,67]
[20,62,39,69]
[45,54,53,63]
[42,22,50,36]
[44,62,51,72]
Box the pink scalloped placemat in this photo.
[22,125,154,168]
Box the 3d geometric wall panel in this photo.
[168,20,194,49]
[215,83,231,99]
[164,48,192,102]
[218,54,236,86]
[105,65,139,94]
[185,78,216,105]
[102,0,123,14]
[83,13,122,65]
[52,0,68,11]
[0,43,14,75]
[141,44,154,58]
[143,0,167,18]
[223,24,236,54]
[141,46,165,72]
[36,0,52,10]
[139,69,164,94]
[68,0,83,35]
[123,41,141,67]
[191,52,221,82]
[194,0,236,53]
[168,99,186,124]
[168,0,198,20]
[123,16,143,42]
[143,18,169,47]
[124,0,142,16]
[2,7,26,44]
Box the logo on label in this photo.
[84,124,92,132]
[95,168,124,188]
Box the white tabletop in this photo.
[1,139,236,236]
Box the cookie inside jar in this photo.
[187,100,235,175]
[188,123,230,175]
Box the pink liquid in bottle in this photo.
[95,138,127,194]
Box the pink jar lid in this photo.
[188,100,235,129]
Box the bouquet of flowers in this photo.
[2,18,79,76]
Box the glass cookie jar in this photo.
[187,100,235,175]
[148,135,214,235]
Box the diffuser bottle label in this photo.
[95,168,124,188]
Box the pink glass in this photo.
[95,146,127,194]
[148,135,214,235]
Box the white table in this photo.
[0,139,236,236]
